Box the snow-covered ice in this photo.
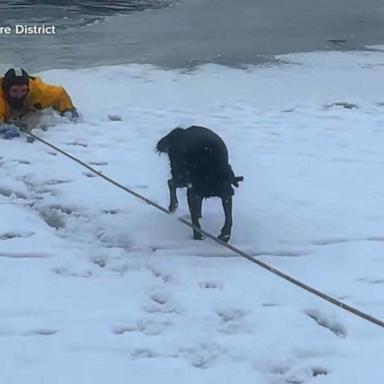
[1,50,384,383]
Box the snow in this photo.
[1,50,384,383]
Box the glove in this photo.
[61,108,79,122]
[0,124,20,140]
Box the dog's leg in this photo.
[218,195,232,243]
[197,193,203,218]
[168,179,178,212]
[187,189,204,240]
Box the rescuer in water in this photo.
[0,67,78,137]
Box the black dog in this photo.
[156,125,243,242]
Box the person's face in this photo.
[9,84,28,99]
[7,84,29,109]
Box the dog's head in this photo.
[156,127,185,154]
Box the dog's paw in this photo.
[168,201,178,213]
[218,233,230,243]
[194,232,205,240]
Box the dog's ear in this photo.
[169,127,185,140]
[157,127,185,153]
[156,137,169,153]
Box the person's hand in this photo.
[61,108,79,122]
[0,124,20,139]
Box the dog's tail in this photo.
[228,164,244,187]
[232,176,244,187]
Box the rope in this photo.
[20,127,384,329]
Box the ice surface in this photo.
[1,50,384,383]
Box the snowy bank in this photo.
[1,50,384,383]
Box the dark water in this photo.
[1,0,384,72]
[0,0,171,71]
[0,1,168,26]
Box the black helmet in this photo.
[2,68,30,90]
[2,68,30,108]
